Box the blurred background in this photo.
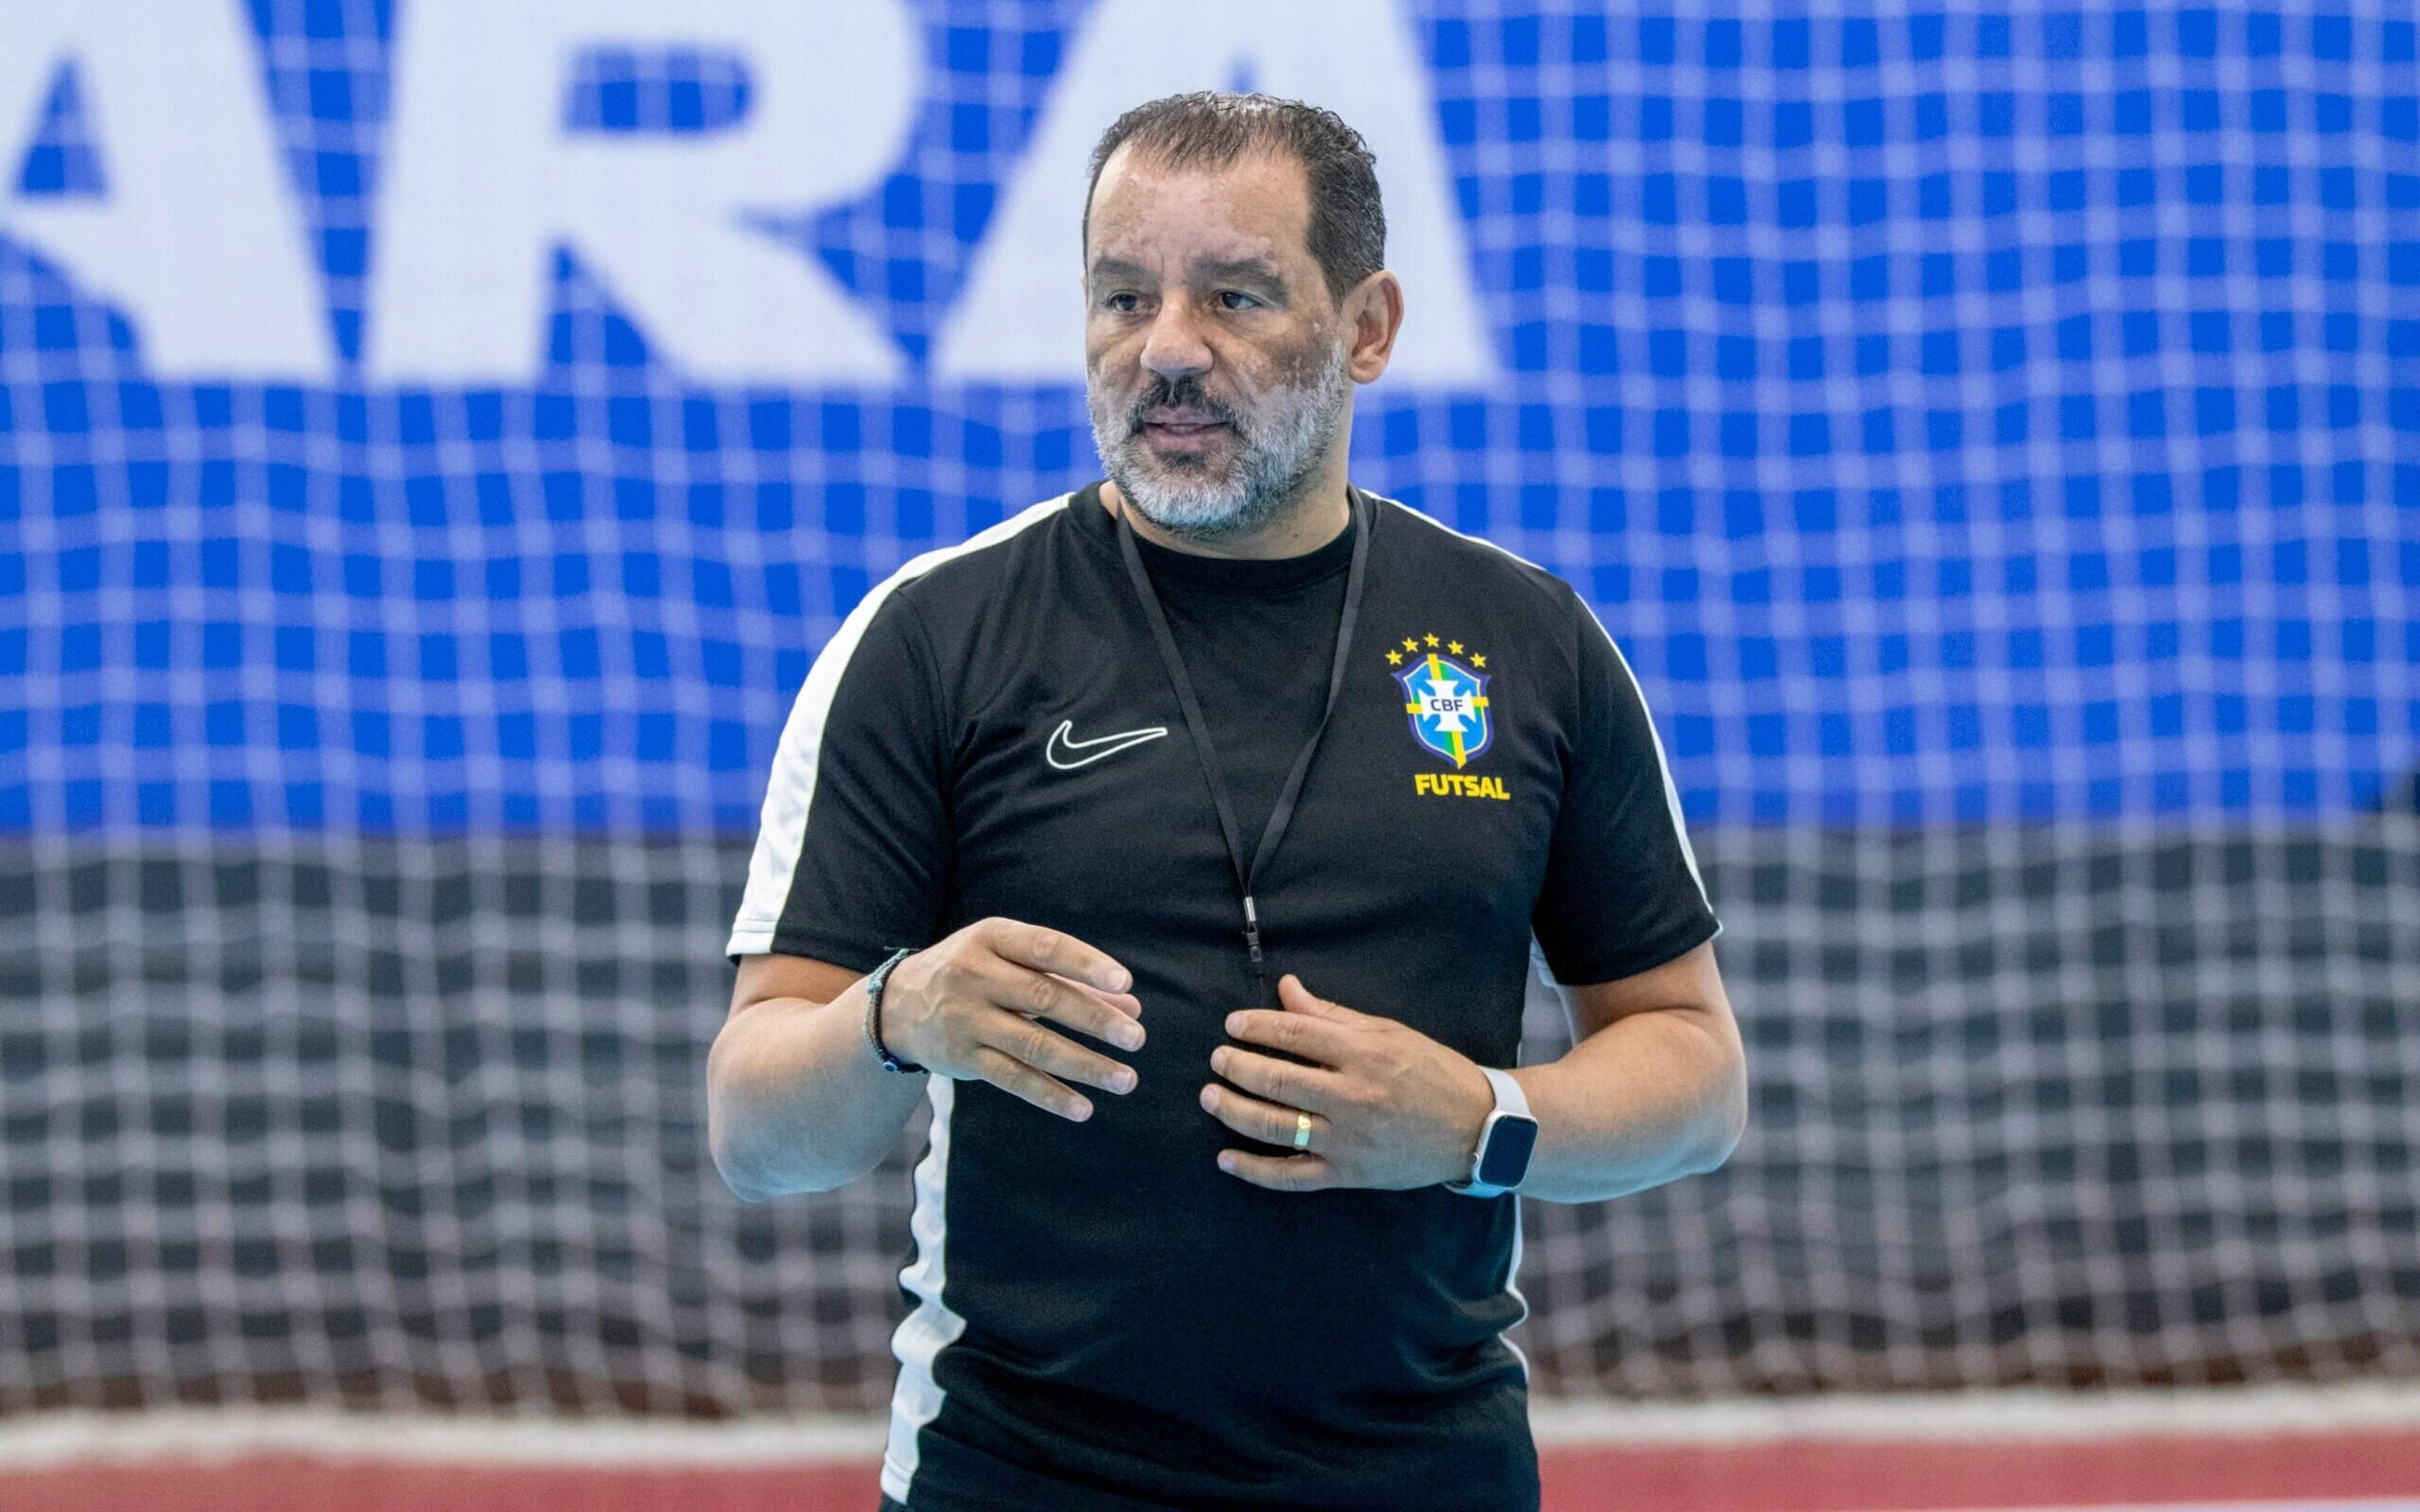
[1,3,2416,1509]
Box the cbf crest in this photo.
[1388,635,1492,768]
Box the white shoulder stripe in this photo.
[1380,495,1709,910]
[1371,491,1558,576]
[1581,600,1710,907]
[725,495,1071,957]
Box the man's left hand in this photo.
[1201,973,1495,1192]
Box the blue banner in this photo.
[0,3,2413,832]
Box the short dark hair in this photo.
[1084,91,1385,306]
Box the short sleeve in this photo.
[726,590,952,968]
[1528,598,1720,986]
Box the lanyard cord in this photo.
[1114,488,1373,1004]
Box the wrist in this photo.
[1440,1060,1495,1183]
[1463,1062,1497,1139]
[861,948,926,1074]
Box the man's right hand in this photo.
[879,918,1144,1120]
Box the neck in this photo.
[1101,448,1354,561]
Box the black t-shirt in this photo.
[1127,513,1355,850]
[729,484,1719,1512]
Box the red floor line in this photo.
[1540,1432,2420,1511]
[8,1432,2419,1512]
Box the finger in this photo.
[1209,1045,1343,1115]
[1047,973,1146,1024]
[1216,1150,1338,1192]
[970,1045,1095,1122]
[1197,1082,1319,1147]
[984,919,1133,995]
[980,1007,1138,1096]
[998,967,1146,1052]
[1224,1008,1354,1067]
[1276,973,1360,1021]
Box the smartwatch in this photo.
[1447,1067,1538,1198]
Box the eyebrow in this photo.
[1084,256,1290,292]
[1193,257,1288,291]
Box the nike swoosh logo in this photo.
[1044,719,1170,771]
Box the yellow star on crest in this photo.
[1472,654,1487,668]
[1385,650,1403,665]
[1448,639,1464,654]
[1424,633,1440,648]
[1401,636,1419,651]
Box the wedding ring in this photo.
[1293,1110,1313,1151]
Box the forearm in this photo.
[1510,1006,1746,1204]
[706,979,928,1201]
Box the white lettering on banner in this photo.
[0,1,334,379]
[364,0,916,384]
[0,2,1499,387]
[932,0,1496,386]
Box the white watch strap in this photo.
[1449,1067,1532,1198]
[1479,1065,1531,1118]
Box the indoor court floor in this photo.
[6,1404,2417,1512]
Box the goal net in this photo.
[4,823,2416,1412]
[2,4,2416,1416]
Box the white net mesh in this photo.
[1,3,2416,1416]
[4,820,2416,1412]
[1516,818,2420,1398]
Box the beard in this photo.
[1087,340,1351,544]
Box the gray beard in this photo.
[1089,343,1351,544]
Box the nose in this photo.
[1139,300,1213,384]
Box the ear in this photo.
[1342,270,1405,385]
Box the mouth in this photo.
[1137,413,1236,452]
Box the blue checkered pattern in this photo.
[1,3,2415,832]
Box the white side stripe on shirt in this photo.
[725,495,1071,957]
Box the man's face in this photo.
[1083,147,1354,542]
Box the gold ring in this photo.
[1293,1110,1313,1151]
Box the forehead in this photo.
[1085,146,1313,273]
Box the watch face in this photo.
[1477,1113,1539,1189]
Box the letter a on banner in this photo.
[934,0,1495,386]
[367,0,916,384]
[0,1,334,379]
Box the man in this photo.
[711,93,1746,1511]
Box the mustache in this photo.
[1124,375,1240,435]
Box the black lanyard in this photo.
[1114,488,1373,1005]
